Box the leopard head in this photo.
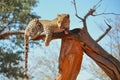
[57,14,70,30]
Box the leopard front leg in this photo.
[41,26,53,46]
[44,31,52,46]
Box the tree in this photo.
[78,15,120,80]
[0,0,39,79]
[88,16,120,80]
[0,0,120,80]
[32,0,120,79]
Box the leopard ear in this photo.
[57,14,61,17]
[67,14,69,18]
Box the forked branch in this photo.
[73,0,83,21]
[73,0,96,31]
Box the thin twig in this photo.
[93,0,102,9]
[73,0,97,31]
[96,21,111,42]
[93,12,120,16]
[82,9,96,30]
[72,0,83,20]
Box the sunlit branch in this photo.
[0,29,79,40]
[31,28,81,40]
[0,30,25,39]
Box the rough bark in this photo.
[0,28,120,80]
[78,29,120,80]
[55,38,83,80]
[0,30,24,39]
[32,28,120,80]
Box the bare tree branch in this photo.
[0,26,119,80]
[0,29,76,40]
[72,0,83,21]
[73,0,96,31]
[0,30,24,39]
[72,0,88,30]
[92,0,120,16]
[72,0,119,34]
[84,9,96,19]
[96,21,111,42]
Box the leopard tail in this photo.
[24,34,29,80]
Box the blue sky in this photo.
[30,0,120,80]
[32,0,120,39]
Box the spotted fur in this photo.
[40,14,70,46]
[24,14,70,79]
[24,18,43,79]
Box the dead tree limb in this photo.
[70,0,120,79]
[0,28,120,80]
[33,28,120,80]
[93,0,102,9]
[78,29,120,80]
[96,21,111,42]
[73,0,96,31]
[0,30,24,39]
[93,12,120,16]
[72,0,83,21]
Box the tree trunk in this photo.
[55,28,120,80]
[2,28,120,80]
[55,38,83,80]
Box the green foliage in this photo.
[0,0,40,79]
[0,0,39,30]
[0,0,40,47]
[0,47,25,79]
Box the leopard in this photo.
[24,14,70,80]
[39,14,70,46]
